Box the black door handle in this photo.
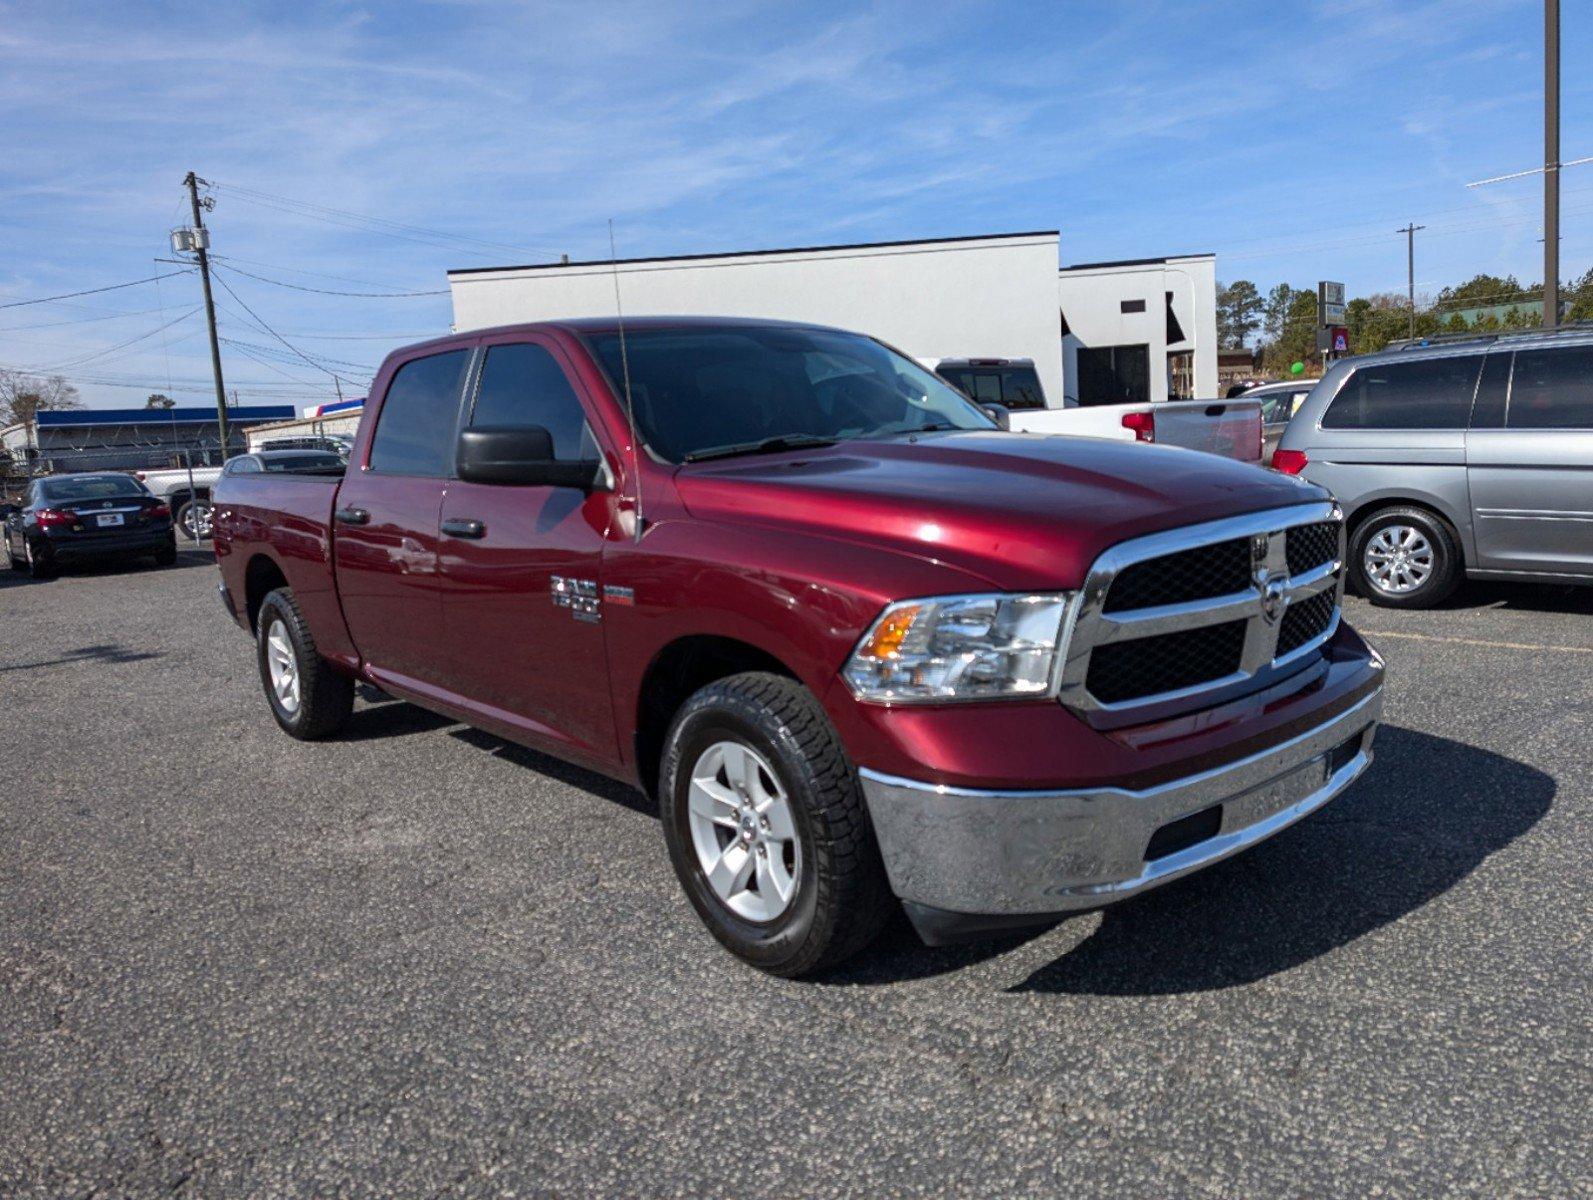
[441,517,486,539]
[334,506,370,526]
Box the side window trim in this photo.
[466,335,603,462]
[364,344,476,479]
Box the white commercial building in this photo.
[447,232,1217,409]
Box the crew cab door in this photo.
[334,346,472,687]
[434,334,619,764]
[1466,344,1593,576]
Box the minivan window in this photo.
[1469,353,1512,429]
[368,349,470,476]
[1321,355,1482,430]
[1507,346,1593,430]
[470,343,593,460]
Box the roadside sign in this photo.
[1318,280,1346,327]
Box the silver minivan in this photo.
[1274,329,1593,608]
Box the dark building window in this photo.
[1166,291,1187,344]
[1077,344,1151,407]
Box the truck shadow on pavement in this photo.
[0,643,163,673]
[832,726,1553,992]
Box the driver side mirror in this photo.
[979,403,1011,430]
[456,425,602,489]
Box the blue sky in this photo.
[1,0,1588,409]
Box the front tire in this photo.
[256,587,354,739]
[1349,506,1461,609]
[659,672,892,977]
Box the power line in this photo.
[212,260,448,298]
[22,309,201,374]
[208,270,358,387]
[0,305,174,334]
[0,270,194,311]
[209,181,553,261]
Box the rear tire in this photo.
[153,539,177,567]
[1349,506,1460,609]
[659,672,893,977]
[6,536,22,571]
[24,539,55,580]
[256,587,354,739]
[176,499,212,542]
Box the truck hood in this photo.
[673,432,1327,591]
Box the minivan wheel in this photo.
[659,672,893,977]
[1349,506,1460,609]
[256,587,354,739]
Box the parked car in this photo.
[1236,378,1319,460]
[252,434,353,461]
[4,472,176,579]
[214,317,1384,976]
[220,449,347,477]
[928,356,1263,462]
[1273,330,1593,607]
[131,463,224,542]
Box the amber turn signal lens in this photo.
[860,603,921,659]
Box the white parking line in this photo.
[1364,630,1593,655]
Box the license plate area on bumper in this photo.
[858,688,1383,917]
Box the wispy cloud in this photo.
[0,0,1585,404]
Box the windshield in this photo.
[586,326,995,463]
[39,475,147,502]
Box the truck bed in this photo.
[1010,398,1263,462]
[212,469,355,664]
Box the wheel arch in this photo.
[1344,495,1467,569]
[243,552,290,633]
[634,635,800,801]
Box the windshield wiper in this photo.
[683,434,841,463]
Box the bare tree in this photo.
[0,370,83,426]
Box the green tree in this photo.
[145,393,175,410]
[1565,268,1593,322]
[1262,283,1296,345]
[1216,280,1263,348]
[1262,289,1319,375]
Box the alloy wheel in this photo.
[686,740,801,922]
[265,618,301,715]
[1363,524,1433,595]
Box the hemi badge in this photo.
[603,585,636,607]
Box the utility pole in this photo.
[1544,0,1560,329]
[183,172,231,457]
[1398,223,1425,338]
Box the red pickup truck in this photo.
[213,317,1384,976]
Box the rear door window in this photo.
[1322,355,1482,430]
[1507,346,1593,430]
[468,342,594,460]
[368,349,470,476]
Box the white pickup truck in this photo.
[930,357,1263,462]
[131,463,222,540]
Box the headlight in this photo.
[843,593,1073,703]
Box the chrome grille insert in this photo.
[1058,501,1345,721]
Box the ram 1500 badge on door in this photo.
[214,317,1385,976]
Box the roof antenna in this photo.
[608,218,643,542]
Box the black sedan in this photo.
[3,473,177,579]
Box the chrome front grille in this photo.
[1058,502,1345,720]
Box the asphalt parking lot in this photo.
[2,550,1589,1197]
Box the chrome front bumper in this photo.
[858,687,1382,918]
